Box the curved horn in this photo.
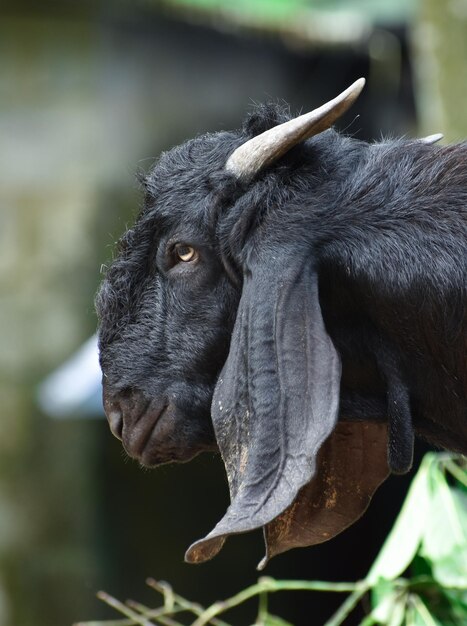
[226,78,366,181]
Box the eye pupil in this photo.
[176,245,196,262]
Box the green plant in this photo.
[75,453,466,626]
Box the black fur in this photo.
[96,104,467,477]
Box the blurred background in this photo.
[1,1,466,625]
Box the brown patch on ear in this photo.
[259,422,389,569]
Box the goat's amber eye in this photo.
[175,244,197,263]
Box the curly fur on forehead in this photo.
[140,102,293,202]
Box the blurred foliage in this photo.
[77,453,467,626]
[158,0,417,23]
[152,0,418,49]
[412,0,467,142]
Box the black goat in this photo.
[96,79,467,566]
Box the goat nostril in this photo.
[107,408,123,440]
[103,384,126,440]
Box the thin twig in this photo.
[257,577,360,593]
[322,583,370,626]
[191,578,362,626]
[125,599,186,626]
[74,621,134,626]
[146,579,231,626]
[97,592,157,626]
[157,581,175,613]
[408,594,440,626]
[256,590,268,625]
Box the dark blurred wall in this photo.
[0,11,120,625]
[0,3,432,625]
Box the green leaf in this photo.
[364,587,407,626]
[421,485,467,562]
[431,553,467,588]
[366,461,430,584]
[421,485,467,587]
[371,578,397,609]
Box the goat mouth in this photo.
[122,400,168,461]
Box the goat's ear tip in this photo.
[256,555,268,571]
[184,534,227,564]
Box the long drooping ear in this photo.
[185,249,341,564]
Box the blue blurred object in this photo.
[38,335,104,418]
